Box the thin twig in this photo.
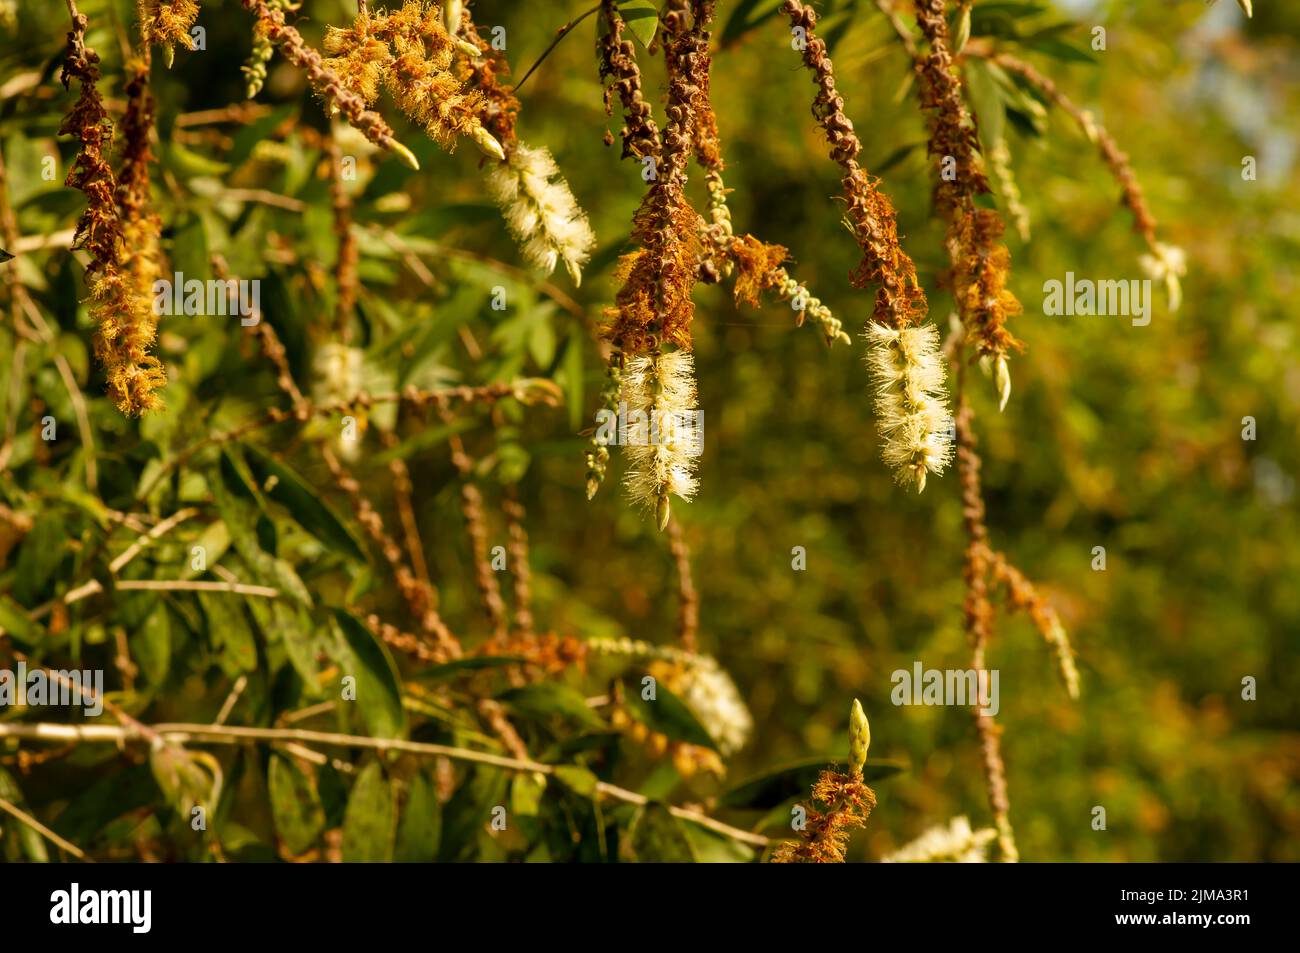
[0,721,770,847]
[512,4,602,95]
[1,579,279,637]
[0,795,89,861]
[667,517,699,652]
[109,506,199,572]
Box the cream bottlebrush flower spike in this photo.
[865,322,954,493]
[882,816,997,863]
[487,143,596,286]
[667,653,753,757]
[620,349,701,530]
[585,636,753,756]
[1138,241,1187,313]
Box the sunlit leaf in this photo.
[342,760,395,863]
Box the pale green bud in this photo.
[849,698,870,774]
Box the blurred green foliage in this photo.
[0,0,1297,862]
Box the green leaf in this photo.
[269,754,326,855]
[412,655,528,682]
[681,819,757,863]
[241,445,367,562]
[511,772,547,817]
[134,601,172,686]
[720,0,785,47]
[149,742,218,819]
[228,104,296,168]
[628,803,695,862]
[180,519,232,581]
[341,761,395,863]
[333,609,408,740]
[219,447,268,509]
[0,766,48,862]
[370,417,476,465]
[255,601,320,688]
[717,758,906,810]
[1032,37,1097,65]
[965,58,1006,149]
[168,213,211,284]
[500,683,605,730]
[559,333,584,431]
[874,141,926,176]
[163,141,231,179]
[198,590,258,675]
[623,677,718,751]
[14,513,66,605]
[618,0,660,49]
[0,595,44,647]
[52,764,161,845]
[394,769,441,862]
[552,765,599,798]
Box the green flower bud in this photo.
[849,698,870,774]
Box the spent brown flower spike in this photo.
[242,0,420,170]
[138,0,201,67]
[60,15,167,415]
[914,0,1024,382]
[783,0,927,329]
[773,700,877,863]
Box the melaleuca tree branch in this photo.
[914,0,1022,410]
[444,420,509,640]
[783,0,928,330]
[784,0,953,493]
[0,721,771,848]
[241,0,421,169]
[684,1,849,346]
[970,48,1186,309]
[502,486,535,639]
[598,0,661,161]
[667,517,699,652]
[954,394,1017,862]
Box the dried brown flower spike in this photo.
[318,0,503,160]
[773,699,877,863]
[784,0,951,488]
[597,2,711,528]
[60,16,166,415]
[783,0,927,329]
[914,0,1024,401]
[242,0,420,170]
[138,0,201,68]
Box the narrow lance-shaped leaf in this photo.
[333,609,409,740]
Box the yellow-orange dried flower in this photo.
[60,18,166,415]
[952,209,1023,366]
[138,0,201,64]
[772,769,877,863]
[729,235,789,309]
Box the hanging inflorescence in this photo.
[60,16,167,415]
[138,0,201,68]
[914,0,1022,407]
[783,0,953,492]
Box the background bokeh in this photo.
[1,0,1297,861]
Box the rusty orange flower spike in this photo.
[914,0,1023,398]
[139,0,201,68]
[61,15,167,415]
[772,700,877,863]
[242,0,421,169]
[783,0,927,330]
